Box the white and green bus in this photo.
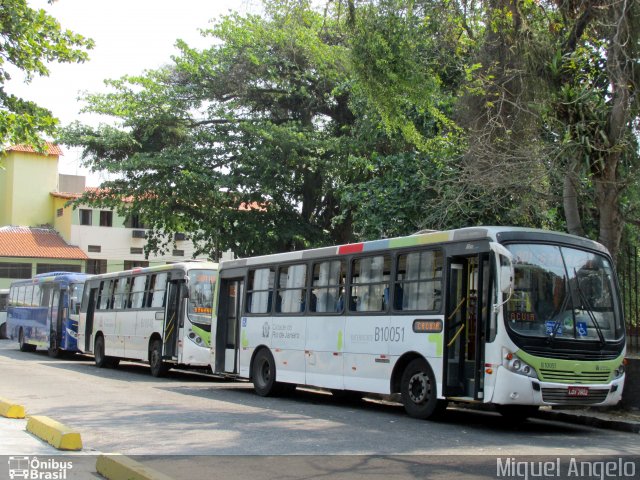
[79,261,218,377]
[211,227,625,419]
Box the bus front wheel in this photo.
[149,339,170,377]
[19,328,36,352]
[0,322,6,339]
[252,348,282,397]
[400,358,446,419]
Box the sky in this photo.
[8,0,261,185]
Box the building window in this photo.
[124,214,146,229]
[174,233,186,241]
[86,259,108,275]
[0,262,32,279]
[130,247,144,255]
[88,245,101,253]
[56,208,64,217]
[99,210,113,227]
[172,249,184,257]
[80,209,92,226]
[36,264,82,275]
[124,260,149,270]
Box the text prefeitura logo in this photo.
[497,457,636,480]
[8,456,73,480]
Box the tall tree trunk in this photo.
[563,158,585,237]
[594,0,635,264]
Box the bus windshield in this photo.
[505,243,622,342]
[187,270,216,326]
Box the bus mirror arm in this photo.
[489,242,515,313]
[493,286,513,314]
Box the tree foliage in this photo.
[61,0,640,264]
[0,0,93,151]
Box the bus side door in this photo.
[443,250,492,400]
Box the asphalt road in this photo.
[1,339,639,479]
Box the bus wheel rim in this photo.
[408,372,428,404]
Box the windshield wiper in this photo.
[573,269,606,346]
[547,293,570,346]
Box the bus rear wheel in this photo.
[400,358,446,419]
[252,348,283,397]
[149,339,170,377]
[19,328,36,352]
[94,335,120,369]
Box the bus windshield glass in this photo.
[505,243,622,342]
[187,270,216,326]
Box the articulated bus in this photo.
[211,227,625,419]
[79,261,218,376]
[0,289,9,339]
[7,273,89,357]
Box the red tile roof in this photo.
[5,142,63,156]
[50,192,82,200]
[0,226,87,260]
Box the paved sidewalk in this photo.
[0,417,100,478]
[536,406,640,433]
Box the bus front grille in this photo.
[541,388,609,405]
[539,369,610,384]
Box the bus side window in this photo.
[310,260,345,314]
[246,268,274,314]
[350,255,391,312]
[151,273,168,308]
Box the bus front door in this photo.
[163,280,185,360]
[215,278,244,374]
[48,289,62,357]
[85,287,98,352]
[443,253,491,400]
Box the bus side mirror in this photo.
[499,257,514,294]
[490,242,514,295]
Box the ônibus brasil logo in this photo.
[8,456,72,480]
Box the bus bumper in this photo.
[491,367,624,407]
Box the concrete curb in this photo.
[96,454,175,480]
[535,409,640,434]
[0,396,26,418]
[26,415,83,450]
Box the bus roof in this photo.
[220,226,609,269]
[10,272,92,287]
[84,261,219,282]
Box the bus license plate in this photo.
[567,386,589,397]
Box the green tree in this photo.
[62,0,365,258]
[0,0,93,151]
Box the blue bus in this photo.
[7,272,91,357]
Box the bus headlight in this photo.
[187,331,204,346]
[502,348,538,379]
[614,364,625,378]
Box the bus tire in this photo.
[400,358,445,419]
[94,335,108,368]
[149,339,169,377]
[0,322,6,339]
[252,348,281,397]
[19,328,36,352]
[48,336,61,358]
